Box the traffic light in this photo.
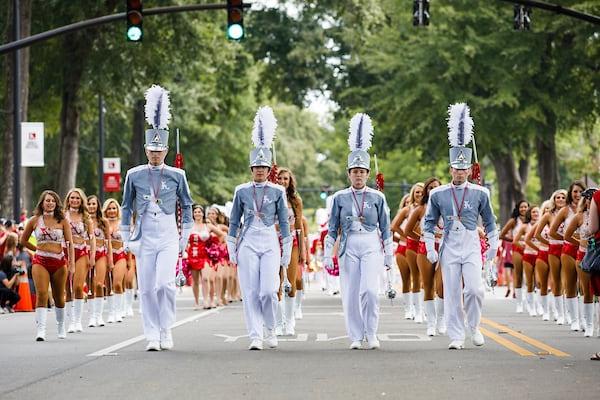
[126,0,143,42]
[413,0,430,27]
[227,0,245,40]
[320,191,328,200]
[513,4,532,30]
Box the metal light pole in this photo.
[98,95,105,204]
[13,0,21,221]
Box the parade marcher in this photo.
[295,215,310,319]
[549,181,586,331]
[514,206,544,318]
[275,167,306,336]
[423,103,498,350]
[87,195,113,327]
[21,190,75,341]
[187,205,223,309]
[226,106,292,350]
[499,200,529,311]
[104,199,128,323]
[535,190,567,324]
[324,113,393,350]
[404,177,445,336]
[391,184,424,320]
[564,189,596,337]
[64,188,95,333]
[120,85,194,351]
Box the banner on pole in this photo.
[103,157,121,192]
[21,122,44,167]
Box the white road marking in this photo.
[87,308,219,357]
[214,332,431,343]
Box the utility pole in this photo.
[13,0,21,221]
[98,95,105,204]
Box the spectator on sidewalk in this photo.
[0,255,21,313]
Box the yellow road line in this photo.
[481,318,570,357]
[479,326,536,357]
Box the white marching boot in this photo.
[284,295,296,336]
[435,297,446,335]
[414,291,424,324]
[114,293,124,323]
[583,303,594,337]
[425,300,436,336]
[66,301,76,333]
[555,295,565,325]
[35,307,48,341]
[87,298,97,327]
[73,299,84,332]
[56,307,66,339]
[96,298,105,327]
[541,295,550,321]
[515,288,523,313]
[125,289,135,317]
[526,292,536,317]
[294,290,303,320]
[275,300,284,336]
[566,297,580,331]
[106,296,115,323]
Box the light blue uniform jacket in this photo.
[120,164,194,240]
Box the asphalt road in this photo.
[1,285,599,400]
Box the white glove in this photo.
[281,235,293,268]
[383,238,394,270]
[427,250,439,264]
[120,230,130,244]
[384,255,394,270]
[179,226,192,254]
[226,236,237,265]
[486,230,499,262]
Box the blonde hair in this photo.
[548,189,567,213]
[409,182,424,206]
[399,194,410,209]
[540,200,552,215]
[102,198,121,220]
[64,188,89,221]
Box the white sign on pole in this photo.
[103,158,121,173]
[21,122,44,167]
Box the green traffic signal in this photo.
[127,26,142,41]
[227,23,244,40]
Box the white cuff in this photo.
[423,231,435,254]
[324,235,335,259]
[226,236,237,264]
[281,235,293,267]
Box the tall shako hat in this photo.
[447,103,474,170]
[347,113,373,170]
[144,84,172,151]
[249,106,277,167]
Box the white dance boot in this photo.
[535,291,544,316]
[435,297,446,335]
[106,296,115,323]
[35,307,48,341]
[56,307,66,339]
[583,303,594,337]
[540,295,550,321]
[275,300,284,336]
[414,291,424,323]
[87,298,97,327]
[114,293,124,322]
[284,295,296,336]
[555,295,565,325]
[66,301,75,333]
[424,300,436,336]
[526,292,536,317]
[294,290,303,320]
[73,299,84,332]
[566,297,579,331]
[403,292,412,319]
[515,288,523,313]
[96,297,105,327]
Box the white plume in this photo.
[144,84,171,130]
[348,113,373,151]
[251,106,277,148]
[447,103,474,147]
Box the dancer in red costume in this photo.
[499,200,529,310]
[103,199,128,323]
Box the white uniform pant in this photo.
[340,231,383,342]
[441,223,484,341]
[237,226,281,340]
[137,211,179,342]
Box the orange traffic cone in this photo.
[14,271,34,312]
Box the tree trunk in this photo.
[1,0,32,219]
[128,99,145,170]
[536,111,559,200]
[490,151,526,224]
[57,34,88,198]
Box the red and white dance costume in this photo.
[547,211,567,325]
[186,226,214,308]
[31,217,68,340]
[418,219,445,336]
[511,220,526,312]
[65,216,91,334]
[558,205,581,330]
